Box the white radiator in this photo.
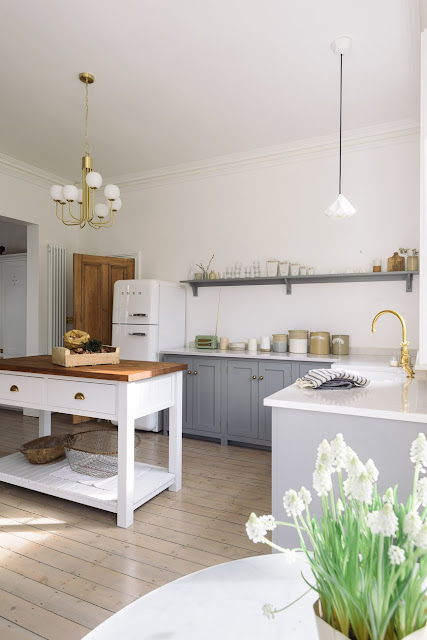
[48,244,66,353]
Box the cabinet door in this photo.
[226,360,259,439]
[163,355,192,430]
[192,358,221,434]
[258,361,292,441]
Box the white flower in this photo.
[245,513,275,543]
[410,433,427,468]
[388,545,405,566]
[283,490,305,517]
[346,447,364,478]
[336,499,344,513]
[345,469,373,505]
[281,548,297,563]
[316,439,333,473]
[383,488,394,504]
[299,486,312,505]
[366,503,398,537]
[415,523,427,549]
[416,478,427,506]
[365,459,379,483]
[331,433,347,471]
[313,463,332,497]
[404,512,422,539]
[262,603,275,620]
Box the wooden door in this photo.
[73,254,134,345]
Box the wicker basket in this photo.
[64,430,141,478]
[19,434,71,464]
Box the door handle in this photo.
[252,375,257,380]
[187,370,192,375]
[129,333,146,336]
[129,313,147,317]
[193,371,198,375]
[74,392,85,400]
[10,385,19,392]
[259,376,264,380]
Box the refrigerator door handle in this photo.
[129,313,147,317]
[129,332,147,336]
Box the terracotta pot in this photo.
[314,600,427,640]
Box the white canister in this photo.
[288,330,309,354]
[279,261,289,276]
[247,338,258,351]
[290,263,300,276]
[219,337,229,350]
[266,260,279,277]
[260,336,271,352]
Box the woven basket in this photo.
[19,434,71,464]
[64,430,141,478]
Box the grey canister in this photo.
[332,335,350,355]
[272,333,288,353]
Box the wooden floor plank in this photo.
[0,409,271,639]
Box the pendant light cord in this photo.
[339,53,342,195]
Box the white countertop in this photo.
[162,348,404,373]
[264,378,427,423]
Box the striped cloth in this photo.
[295,368,369,389]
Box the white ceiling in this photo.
[0,0,419,181]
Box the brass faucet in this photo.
[371,310,415,378]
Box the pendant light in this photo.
[325,37,356,220]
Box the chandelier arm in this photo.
[89,209,115,230]
[88,187,95,222]
[68,202,82,222]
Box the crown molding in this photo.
[0,152,68,189]
[105,118,419,191]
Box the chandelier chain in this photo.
[85,80,89,156]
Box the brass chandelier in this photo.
[49,72,121,229]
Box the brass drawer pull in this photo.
[193,371,198,375]
[187,370,192,375]
[10,385,19,392]
[74,392,85,400]
[252,375,257,380]
[259,376,264,380]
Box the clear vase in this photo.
[314,600,427,640]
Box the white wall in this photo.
[0,173,78,353]
[80,131,420,352]
[0,220,27,254]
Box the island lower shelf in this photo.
[0,453,175,513]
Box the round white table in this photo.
[83,553,318,639]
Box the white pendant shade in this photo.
[325,194,356,220]
[86,171,102,189]
[63,185,78,202]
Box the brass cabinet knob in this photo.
[10,385,19,392]
[193,371,198,375]
[259,376,264,380]
[74,392,85,400]
[252,375,257,380]
[187,370,192,375]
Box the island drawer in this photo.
[0,373,44,404]
[47,378,117,415]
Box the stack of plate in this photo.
[229,342,246,351]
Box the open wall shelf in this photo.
[180,271,419,297]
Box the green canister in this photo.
[310,332,330,355]
[331,335,350,355]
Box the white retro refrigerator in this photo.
[112,279,186,431]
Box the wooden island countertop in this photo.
[0,355,188,382]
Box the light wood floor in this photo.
[0,409,271,639]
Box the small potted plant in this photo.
[246,433,427,639]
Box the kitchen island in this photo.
[0,356,186,528]
[265,378,427,547]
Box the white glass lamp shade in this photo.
[104,184,120,201]
[95,203,109,219]
[325,194,356,220]
[50,185,63,201]
[63,185,79,202]
[77,189,83,204]
[112,197,122,212]
[85,171,102,189]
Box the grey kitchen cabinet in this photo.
[163,355,222,438]
[162,354,331,448]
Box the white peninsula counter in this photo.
[265,378,427,547]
